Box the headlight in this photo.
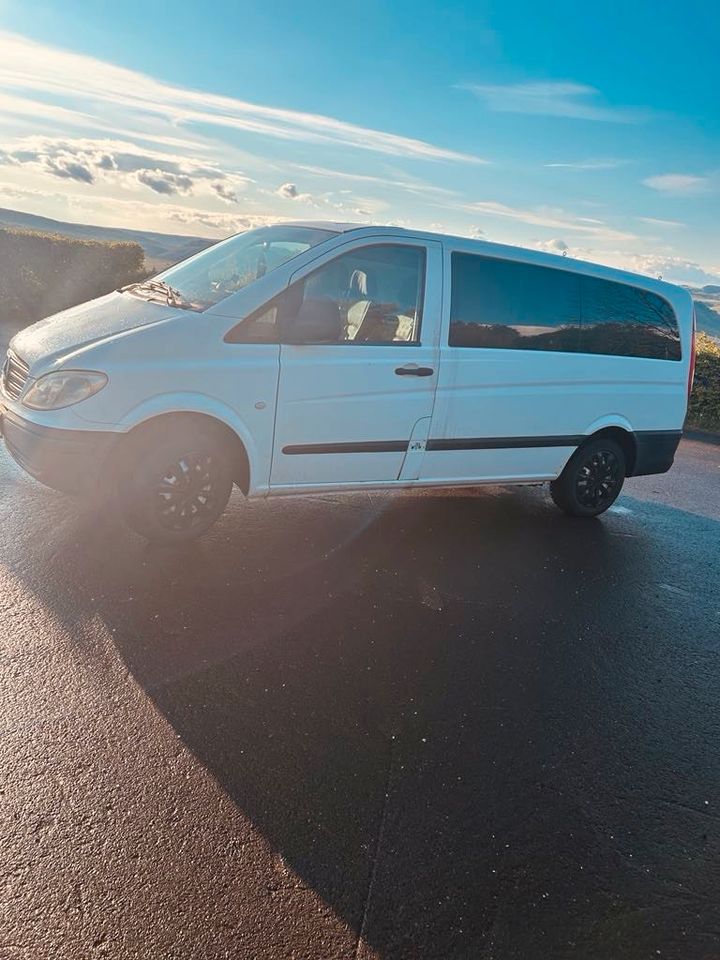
[22,371,108,410]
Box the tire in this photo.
[549,436,626,518]
[118,422,234,543]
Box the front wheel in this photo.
[550,437,626,517]
[118,424,234,543]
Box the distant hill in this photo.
[694,299,720,338]
[0,207,213,267]
[688,284,720,339]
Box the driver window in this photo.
[229,244,426,344]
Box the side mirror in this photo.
[284,299,342,344]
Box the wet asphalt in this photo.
[1,437,719,960]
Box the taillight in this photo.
[687,307,697,403]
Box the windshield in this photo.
[147,225,338,311]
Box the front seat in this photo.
[391,276,420,342]
[344,269,374,340]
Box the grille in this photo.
[2,351,30,401]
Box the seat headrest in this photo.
[349,270,368,296]
[348,269,374,298]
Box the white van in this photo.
[1,222,696,542]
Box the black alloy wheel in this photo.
[119,423,235,542]
[550,436,627,517]
[574,447,623,511]
[153,452,225,533]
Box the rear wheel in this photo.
[118,424,234,543]
[550,436,626,517]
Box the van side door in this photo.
[421,245,588,483]
[265,237,442,488]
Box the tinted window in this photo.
[233,244,425,344]
[449,253,580,352]
[580,275,681,360]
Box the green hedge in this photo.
[0,227,147,327]
[687,332,720,432]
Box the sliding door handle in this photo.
[395,365,434,377]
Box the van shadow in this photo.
[5,475,720,959]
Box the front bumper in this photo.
[0,404,118,496]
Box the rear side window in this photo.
[449,251,681,360]
[579,275,681,360]
[449,253,580,352]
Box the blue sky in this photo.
[0,0,718,283]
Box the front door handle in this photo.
[395,365,434,377]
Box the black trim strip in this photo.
[283,440,409,455]
[282,431,683,457]
[426,435,585,451]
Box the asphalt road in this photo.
[1,438,719,960]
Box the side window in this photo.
[229,244,426,345]
[231,303,279,342]
[449,253,580,352]
[579,276,681,360]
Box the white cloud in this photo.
[45,153,95,184]
[136,168,194,195]
[165,209,280,233]
[544,159,627,170]
[292,164,460,198]
[0,30,484,163]
[274,181,317,203]
[0,135,229,175]
[642,173,709,195]
[0,180,281,237]
[0,135,257,202]
[271,181,381,220]
[276,182,301,200]
[0,175,274,236]
[533,238,569,254]
[637,216,685,228]
[462,81,643,123]
[211,181,240,204]
[0,90,96,129]
[527,239,720,286]
[590,251,720,285]
[459,199,639,243]
[0,180,65,204]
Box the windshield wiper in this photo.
[120,279,199,310]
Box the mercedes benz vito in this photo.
[1,222,696,542]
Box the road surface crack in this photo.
[354,734,397,959]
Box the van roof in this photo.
[282,220,691,305]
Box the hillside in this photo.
[0,207,212,267]
[691,293,720,339]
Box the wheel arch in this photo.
[583,423,637,476]
[109,410,251,494]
